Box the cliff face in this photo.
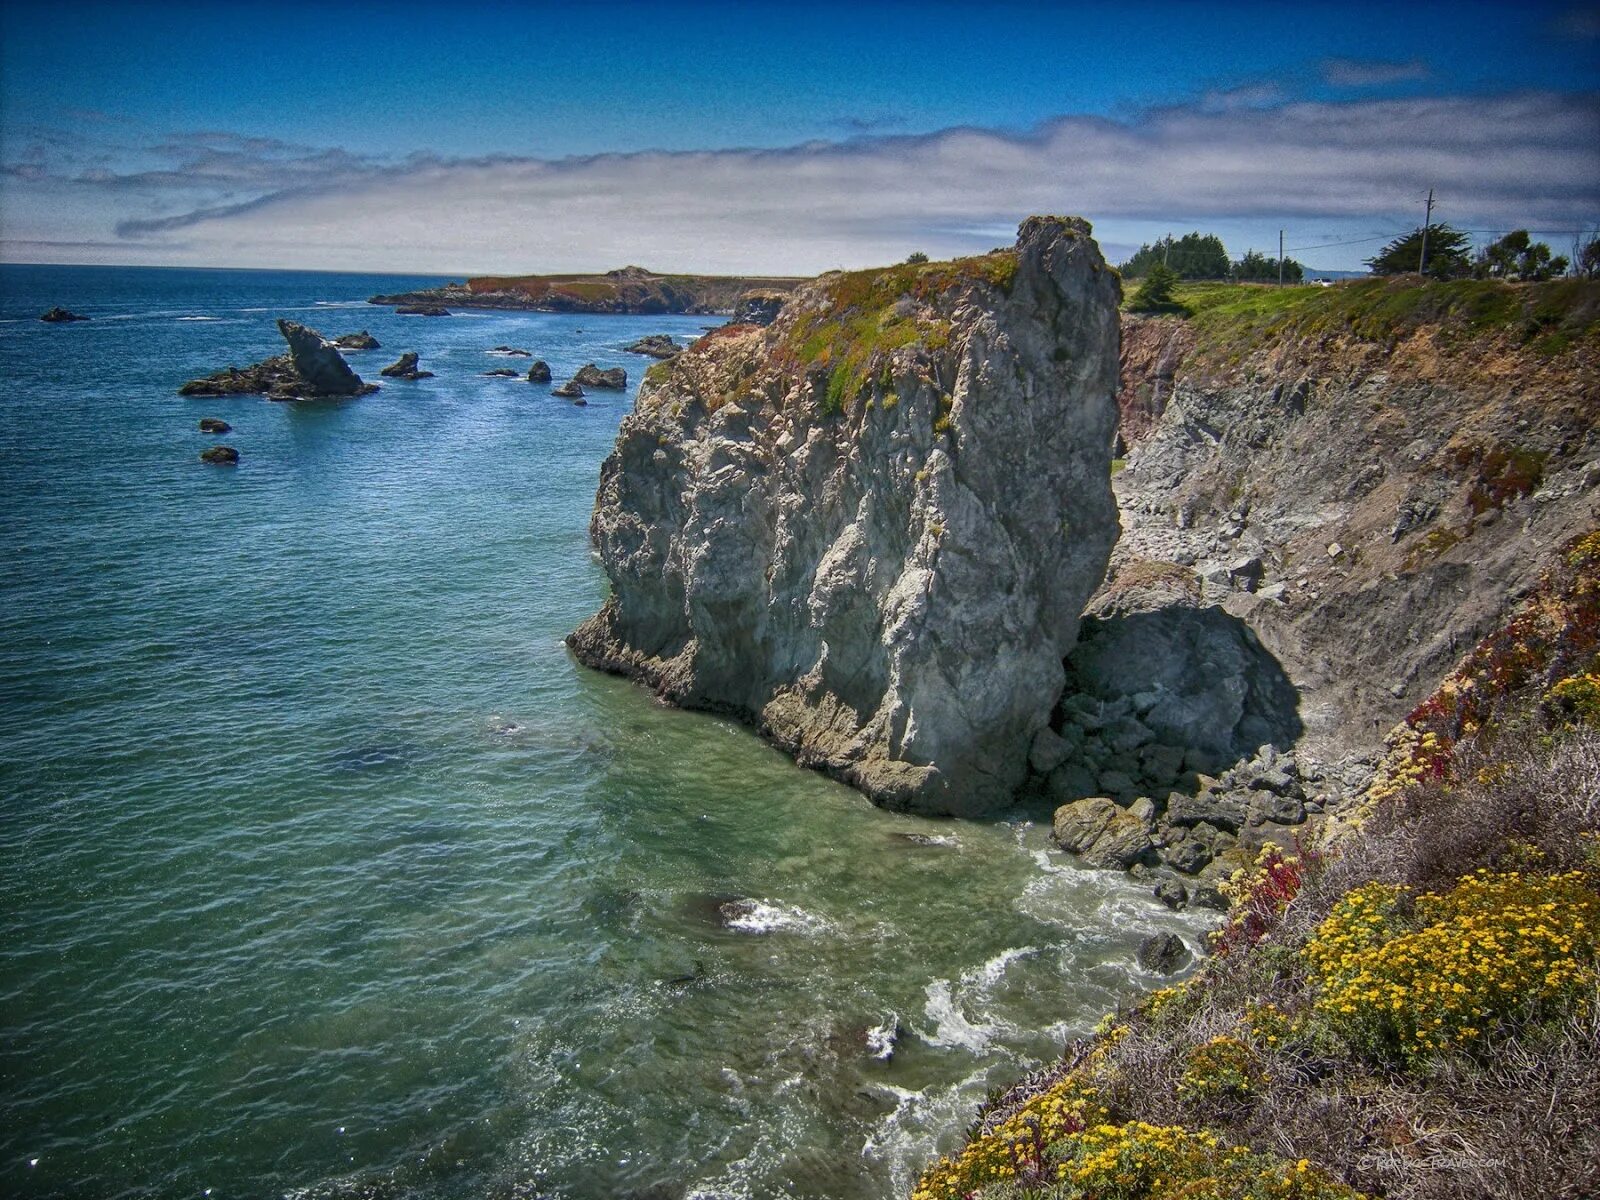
[569,217,1123,814]
[1109,281,1600,767]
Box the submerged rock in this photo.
[380,351,434,380]
[491,345,532,356]
[526,360,553,383]
[40,306,89,322]
[483,368,520,377]
[395,304,451,316]
[569,216,1121,815]
[198,417,232,434]
[199,444,239,465]
[573,363,627,389]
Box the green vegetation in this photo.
[1128,264,1185,314]
[777,251,1016,416]
[1234,248,1304,284]
[1120,232,1231,280]
[1366,222,1473,278]
[1127,275,1600,362]
[1473,230,1569,281]
[912,531,1600,1200]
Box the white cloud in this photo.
[2,92,1596,273]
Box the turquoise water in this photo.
[0,266,1208,1200]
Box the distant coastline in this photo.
[370,264,802,317]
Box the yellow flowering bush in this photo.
[1305,869,1600,1063]
[1243,1000,1299,1050]
[1178,1035,1264,1104]
[1059,1122,1362,1199]
[911,1074,1110,1200]
[1545,669,1600,727]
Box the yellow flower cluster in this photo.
[1546,669,1600,727]
[1178,1035,1264,1103]
[1305,869,1600,1062]
[910,1074,1109,1200]
[1244,1000,1299,1049]
[1364,727,1448,806]
[1060,1121,1363,1199]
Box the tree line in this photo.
[1119,227,1600,283]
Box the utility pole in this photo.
[1417,188,1434,275]
[1278,229,1285,286]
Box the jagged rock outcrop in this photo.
[527,360,553,383]
[568,216,1122,814]
[573,363,627,390]
[179,321,377,399]
[276,320,366,395]
[625,334,683,359]
[379,351,433,380]
[732,290,788,326]
[552,380,586,400]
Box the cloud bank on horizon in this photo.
[4,87,1597,276]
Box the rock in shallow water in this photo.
[199,444,239,465]
[1136,931,1191,974]
[568,216,1121,815]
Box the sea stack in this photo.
[568,216,1122,815]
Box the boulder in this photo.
[1046,762,1100,803]
[380,351,434,380]
[200,445,239,465]
[1052,797,1154,869]
[625,334,683,359]
[1165,788,1249,833]
[333,331,380,350]
[573,363,627,390]
[1136,932,1191,974]
[395,304,451,316]
[198,418,232,434]
[1154,878,1189,910]
[1028,726,1072,775]
[552,379,586,399]
[40,307,89,322]
[275,319,366,395]
[527,360,553,383]
[1158,829,1213,875]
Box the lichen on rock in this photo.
[568,216,1123,814]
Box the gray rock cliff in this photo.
[568,216,1122,814]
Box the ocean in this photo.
[0,264,1206,1199]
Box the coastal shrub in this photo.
[1304,869,1600,1064]
[1212,844,1321,957]
[1177,1035,1264,1104]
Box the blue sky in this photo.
[2,0,1597,273]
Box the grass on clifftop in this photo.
[775,251,1018,417]
[912,529,1600,1200]
[1124,277,1600,360]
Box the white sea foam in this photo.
[865,1014,900,1060]
[920,979,998,1052]
[721,899,831,935]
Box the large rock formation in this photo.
[179,321,377,399]
[276,320,366,395]
[569,217,1122,814]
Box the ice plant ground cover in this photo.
[910,529,1600,1200]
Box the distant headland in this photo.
[370,264,800,318]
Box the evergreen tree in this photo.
[1120,232,1231,280]
[1366,224,1472,278]
[1233,249,1304,283]
[1129,263,1183,312]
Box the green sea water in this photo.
[0,266,1208,1199]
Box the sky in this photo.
[1,0,1597,275]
